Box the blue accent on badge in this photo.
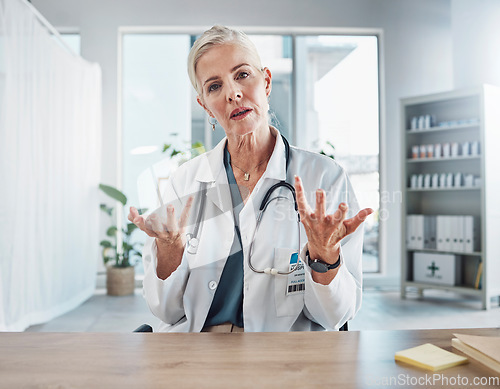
[290,252,299,264]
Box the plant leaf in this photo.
[191,142,206,157]
[106,226,118,237]
[100,240,112,248]
[127,223,138,235]
[123,242,133,251]
[99,184,127,205]
[137,208,148,215]
[100,203,113,216]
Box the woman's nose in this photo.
[228,93,241,102]
[226,84,242,102]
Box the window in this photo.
[295,35,380,272]
[121,30,381,274]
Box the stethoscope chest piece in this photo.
[187,236,199,254]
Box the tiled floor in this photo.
[25,287,500,332]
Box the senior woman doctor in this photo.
[128,25,373,333]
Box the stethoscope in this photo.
[186,135,302,276]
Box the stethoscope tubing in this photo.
[187,135,302,275]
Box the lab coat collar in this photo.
[194,126,287,214]
[194,125,287,184]
[194,137,229,214]
[194,137,226,184]
[265,126,287,182]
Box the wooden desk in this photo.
[1,328,499,388]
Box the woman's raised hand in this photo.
[294,176,373,263]
[128,196,194,246]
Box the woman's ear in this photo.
[263,67,272,97]
[197,96,214,118]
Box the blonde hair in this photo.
[187,25,263,95]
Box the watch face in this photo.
[309,260,329,273]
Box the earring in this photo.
[208,117,217,132]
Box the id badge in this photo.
[286,252,305,295]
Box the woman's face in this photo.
[196,43,272,139]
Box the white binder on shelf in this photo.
[456,216,465,252]
[450,216,460,252]
[464,216,480,252]
[436,215,446,251]
[415,215,425,250]
[444,215,453,251]
[407,214,424,250]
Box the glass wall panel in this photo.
[295,35,380,272]
[122,34,192,274]
[249,35,293,142]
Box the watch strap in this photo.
[307,250,341,273]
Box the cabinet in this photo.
[400,85,500,309]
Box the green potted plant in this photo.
[162,139,205,162]
[99,184,144,296]
[319,140,336,160]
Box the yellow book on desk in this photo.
[395,343,468,371]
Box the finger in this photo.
[332,202,348,223]
[133,215,159,238]
[178,196,194,230]
[344,208,374,235]
[165,204,178,232]
[128,206,139,222]
[148,213,165,234]
[129,208,146,229]
[315,189,326,220]
[294,175,312,215]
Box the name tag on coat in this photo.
[286,252,305,296]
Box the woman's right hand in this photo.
[128,196,194,246]
[128,197,194,280]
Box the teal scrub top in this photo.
[203,143,245,328]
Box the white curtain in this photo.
[0,0,102,331]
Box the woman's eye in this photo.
[238,71,249,79]
[208,84,220,93]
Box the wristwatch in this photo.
[307,250,341,273]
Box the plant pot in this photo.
[106,266,135,296]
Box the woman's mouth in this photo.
[230,107,252,120]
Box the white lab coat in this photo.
[142,126,363,332]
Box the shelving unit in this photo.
[407,156,481,163]
[406,188,480,192]
[400,85,500,309]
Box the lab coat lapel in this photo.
[195,137,233,215]
[206,179,233,215]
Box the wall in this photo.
[30,0,454,285]
[451,0,500,89]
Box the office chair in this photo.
[134,322,348,332]
[134,324,153,332]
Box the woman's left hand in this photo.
[294,175,374,265]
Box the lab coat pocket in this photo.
[274,248,305,317]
